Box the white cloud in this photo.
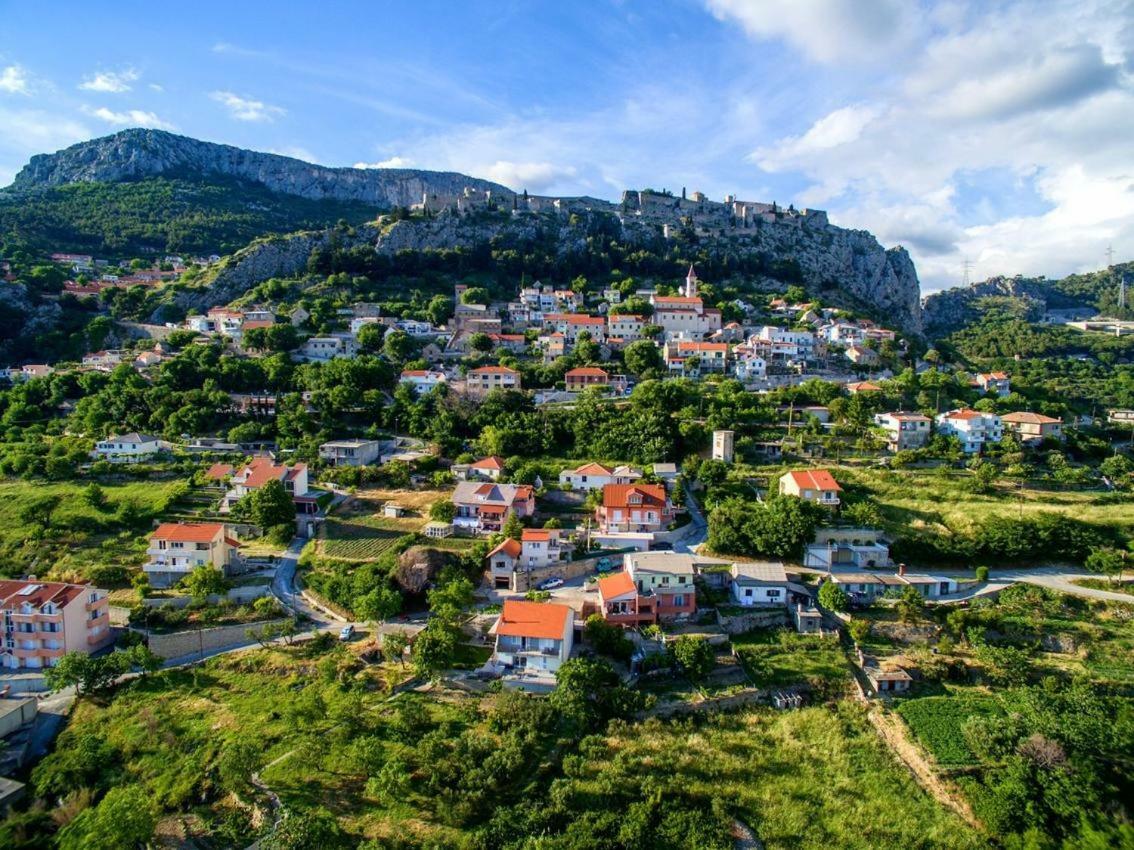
[482,161,578,192]
[210,90,285,122]
[0,65,31,95]
[83,105,176,130]
[79,68,139,93]
[705,0,919,63]
[740,0,1134,291]
[0,107,90,184]
[148,83,164,93]
[354,156,415,169]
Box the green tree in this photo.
[383,630,409,667]
[249,478,296,531]
[847,618,871,644]
[355,586,402,623]
[58,785,155,850]
[1084,547,1126,583]
[44,651,97,695]
[550,657,639,730]
[429,500,455,522]
[672,635,715,681]
[261,807,347,850]
[80,482,106,509]
[460,286,490,305]
[411,620,459,679]
[818,581,849,612]
[382,329,415,362]
[897,585,926,623]
[356,322,385,352]
[180,565,230,600]
[468,332,494,353]
[502,512,524,541]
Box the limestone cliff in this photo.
[7,129,511,208]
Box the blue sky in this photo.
[1,0,1132,292]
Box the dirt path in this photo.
[869,708,981,830]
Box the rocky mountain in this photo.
[6,129,511,208]
[923,263,1131,338]
[4,130,925,334]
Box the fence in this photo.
[139,584,271,609]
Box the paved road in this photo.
[675,485,708,554]
[271,536,336,625]
[990,566,1134,603]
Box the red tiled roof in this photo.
[241,319,275,330]
[0,580,89,609]
[151,522,225,543]
[205,463,234,480]
[487,538,521,559]
[471,456,506,470]
[597,571,636,600]
[521,529,553,541]
[783,469,842,492]
[602,483,667,509]
[943,408,983,421]
[242,457,286,488]
[565,367,610,378]
[1001,411,1061,425]
[495,599,572,640]
[569,462,614,475]
[470,366,519,375]
[846,381,882,392]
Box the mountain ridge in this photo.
[6,128,513,207]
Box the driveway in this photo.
[674,485,708,554]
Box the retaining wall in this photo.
[138,617,290,661]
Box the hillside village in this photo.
[2,192,1134,847]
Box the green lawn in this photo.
[0,477,188,583]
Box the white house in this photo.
[804,528,891,570]
[301,334,359,361]
[520,528,572,569]
[490,599,575,679]
[729,562,790,607]
[733,352,767,380]
[558,462,642,491]
[873,411,932,452]
[92,432,164,463]
[935,408,1003,453]
[318,439,382,467]
[400,369,447,392]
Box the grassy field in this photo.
[732,628,851,693]
[570,707,982,850]
[17,643,983,849]
[0,477,188,583]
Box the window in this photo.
[673,595,685,606]
[768,590,781,598]
[744,589,753,597]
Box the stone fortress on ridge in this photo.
[413,185,828,238]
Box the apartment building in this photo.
[143,522,241,588]
[0,580,112,669]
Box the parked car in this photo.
[595,557,612,572]
[538,576,564,590]
[338,624,355,642]
[651,542,673,551]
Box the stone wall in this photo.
[716,607,790,635]
[139,617,289,661]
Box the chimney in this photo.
[898,563,907,576]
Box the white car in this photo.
[538,577,564,591]
[338,625,355,641]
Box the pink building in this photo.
[0,580,112,669]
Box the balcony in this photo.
[85,598,104,612]
[87,613,109,631]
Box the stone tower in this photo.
[684,264,698,298]
[712,430,735,463]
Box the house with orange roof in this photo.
[452,481,535,534]
[665,340,729,375]
[0,579,112,669]
[595,483,673,533]
[975,371,1011,397]
[543,313,607,343]
[486,537,522,588]
[222,457,311,519]
[558,461,642,491]
[536,332,567,363]
[465,365,521,396]
[520,527,572,570]
[564,367,611,392]
[845,381,882,394]
[204,462,235,483]
[778,469,842,507]
[399,369,447,392]
[596,570,658,627]
[1000,411,1063,444]
[935,408,1003,453]
[143,522,242,588]
[649,293,722,339]
[469,455,506,481]
[606,313,649,341]
[489,599,575,678]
